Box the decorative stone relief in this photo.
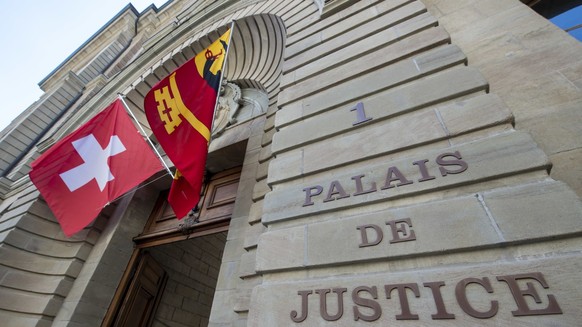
[240,88,269,119]
[212,81,268,137]
[213,81,242,136]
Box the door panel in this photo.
[134,167,241,247]
[113,253,167,327]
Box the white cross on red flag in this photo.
[29,99,162,236]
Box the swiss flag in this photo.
[29,99,162,236]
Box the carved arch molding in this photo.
[123,13,286,134]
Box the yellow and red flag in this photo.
[144,28,231,218]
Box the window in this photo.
[527,0,582,41]
[550,5,582,41]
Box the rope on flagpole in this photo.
[117,94,174,179]
[101,172,170,208]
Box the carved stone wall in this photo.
[248,0,582,326]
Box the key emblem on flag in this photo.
[154,72,211,141]
[155,81,183,134]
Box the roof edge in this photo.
[37,2,151,89]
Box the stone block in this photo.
[299,109,446,175]
[0,265,73,297]
[266,151,303,186]
[243,222,266,250]
[257,195,500,272]
[255,160,269,182]
[251,178,271,202]
[248,256,581,326]
[258,179,582,272]
[286,0,374,45]
[222,238,245,262]
[559,60,582,90]
[273,102,299,131]
[263,131,549,224]
[246,130,264,155]
[260,127,275,147]
[0,230,8,244]
[284,0,426,70]
[483,180,582,242]
[248,200,263,224]
[274,43,468,153]
[437,93,512,137]
[272,93,508,185]
[239,249,258,278]
[275,64,487,132]
[258,144,272,163]
[209,120,252,153]
[201,251,222,270]
[216,261,240,291]
[209,290,240,324]
[280,14,442,96]
[172,309,201,326]
[0,245,81,277]
[280,0,314,22]
[550,148,582,198]
[234,288,252,313]
[306,197,500,266]
[518,99,582,156]
[232,177,256,220]
[256,225,305,272]
[153,303,174,321]
[1,201,35,223]
[8,186,40,209]
[227,215,249,242]
[505,70,582,124]
[4,228,89,259]
[263,113,275,132]
[0,216,21,235]
[266,104,278,118]
[1,310,53,327]
[175,284,200,301]
[0,286,60,315]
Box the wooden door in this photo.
[112,252,167,327]
[133,167,241,247]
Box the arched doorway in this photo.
[102,11,287,327]
[106,167,242,327]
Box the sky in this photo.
[550,4,582,41]
[0,0,169,131]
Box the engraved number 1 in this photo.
[350,102,372,126]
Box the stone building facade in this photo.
[1,0,581,326]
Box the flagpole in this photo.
[117,94,174,179]
[209,20,236,140]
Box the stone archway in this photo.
[122,13,287,126]
[107,12,290,327]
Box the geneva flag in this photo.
[144,29,231,218]
[29,99,162,236]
